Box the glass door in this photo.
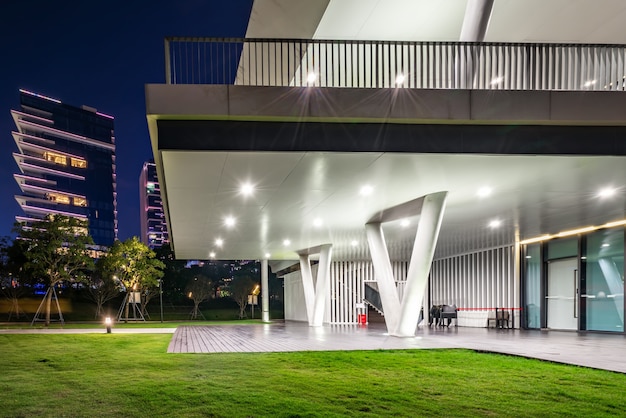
[546,258,578,330]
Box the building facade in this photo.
[139,160,169,249]
[12,89,118,247]
[147,1,626,335]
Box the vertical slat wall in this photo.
[329,260,408,324]
[430,245,517,311]
[167,38,626,92]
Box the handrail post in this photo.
[164,38,171,84]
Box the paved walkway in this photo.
[168,322,626,373]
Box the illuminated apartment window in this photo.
[43,151,67,166]
[73,197,87,207]
[70,157,87,168]
[47,193,71,204]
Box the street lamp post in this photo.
[159,279,164,323]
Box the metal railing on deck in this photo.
[165,37,626,91]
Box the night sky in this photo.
[0,0,254,239]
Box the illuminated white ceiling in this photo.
[162,151,626,260]
[246,0,626,44]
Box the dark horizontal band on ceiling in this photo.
[157,120,626,155]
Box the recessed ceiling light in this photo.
[477,186,492,198]
[488,219,502,228]
[400,219,410,227]
[360,185,373,196]
[264,252,271,258]
[215,238,223,247]
[209,252,216,258]
[307,72,316,84]
[240,183,254,196]
[224,216,236,227]
[283,239,291,246]
[490,76,503,86]
[583,79,596,87]
[598,187,616,198]
[395,73,405,85]
[350,240,358,247]
[313,218,323,228]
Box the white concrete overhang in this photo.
[147,84,626,262]
[246,0,626,44]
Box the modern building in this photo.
[139,160,169,249]
[146,1,626,336]
[12,89,118,247]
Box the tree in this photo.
[101,237,164,322]
[85,258,122,319]
[154,244,187,304]
[13,215,95,326]
[185,274,213,319]
[228,275,256,319]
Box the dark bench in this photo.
[429,304,458,327]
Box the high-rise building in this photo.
[11,89,118,247]
[139,160,168,249]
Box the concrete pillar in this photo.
[365,223,401,332]
[299,254,316,325]
[298,244,333,327]
[395,192,448,336]
[460,0,495,42]
[261,258,270,322]
[365,191,448,337]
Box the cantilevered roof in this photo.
[246,0,626,44]
[147,84,626,261]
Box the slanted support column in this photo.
[365,191,448,337]
[365,223,401,332]
[261,258,270,322]
[396,192,448,336]
[298,244,333,327]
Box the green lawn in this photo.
[1,334,625,417]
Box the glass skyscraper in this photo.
[11,89,118,247]
[139,160,168,249]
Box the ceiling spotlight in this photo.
[224,216,236,227]
[598,187,616,198]
[264,252,271,258]
[360,185,373,196]
[350,240,358,247]
[477,186,492,198]
[215,238,224,247]
[209,252,216,258]
[307,72,317,84]
[283,239,291,246]
[395,73,405,85]
[490,76,503,86]
[400,219,410,228]
[240,183,254,196]
[583,79,596,87]
[313,218,323,228]
[488,219,502,228]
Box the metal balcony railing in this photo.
[165,37,626,91]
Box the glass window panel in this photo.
[547,238,577,260]
[584,228,624,332]
[524,244,541,329]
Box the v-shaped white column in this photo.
[298,244,333,327]
[366,191,448,337]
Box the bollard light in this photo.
[105,317,112,334]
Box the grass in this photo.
[1,334,625,417]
